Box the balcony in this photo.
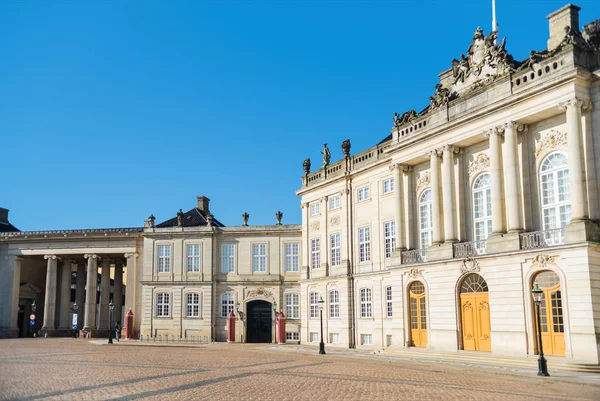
[401,249,427,264]
[520,228,564,249]
[453,240,487,258]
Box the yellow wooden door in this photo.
[534,272,565,357]
[409,282,427,347]
[460,274,491,352]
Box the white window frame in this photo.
[384,221,396,259]
[329,195,341,210]
[329,290,340,318]
[310,202,320,216]
[309,291,319,319]
[221,244,236,273]
[472,173,493,242]
[311,238,320,269]
[252,243,267,273]
[286,332,300,341]
[186,293,200,318]
[186,244,201,273]
[361,333,373,345]
[386,286,393,318]
[540,152,571,231]
[383,178,394,194]
[329,333,339,343]
[157,244,171,273]
[357,186,370,202]
[419,189,433,249]
[156,293,170,317]
[284,243,299,272]
[359,227,371,262]
[285,293,300,319]
[330,233,341,267]
[220,293,235,318]
[360,288,372,318]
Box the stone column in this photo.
[392,163,405,251]
[76,261,86,330]
[503,121,524,232]
[402,165,415,250]
[487,127,506,234]
[124,253,138,323]
[442,145,458,242]
[83,254,98,331]
[42,255,59,332]
[98,258,111,329]
[0,256,22,337]
[58,259,72,330]
[562,98,587,221]
[428,150,443,244]
[113,260,124,324]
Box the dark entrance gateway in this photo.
[246,300,272,343]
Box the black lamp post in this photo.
[108,299,114,345]
[318,296,326,355]
[531,283,549,376]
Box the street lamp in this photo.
[531,283,549,376]
[318,296,326,355]
[108,299,114,345]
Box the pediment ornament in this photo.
[330,216,340,227]
[246,287,273,299]
[416,171,431,193]
[460,257,480,274]
[529,254,557,269]
[535,130,567,158]
[407,268,423,278]
[468,152,490,175]
[310,221,320,232]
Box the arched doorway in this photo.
[460,274,491,351]
[246,300,273,343]
[533,271,565,356]
[409,281,427,347]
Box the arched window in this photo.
[472,173,492,241]
[540,152,570,230]
[419,189,433,249]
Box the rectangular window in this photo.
[285,243,299,272]
[186,293,200,317]
[286,332,300,341]
[361,334,372,345]
[384,221,396,259]
[329,333,339,343]
[310,202,320,216]
[309,292,319,318]
[360,288,372,318]
[359,227,371,262]
[386,286,393,318]
[157,245,171,273]
[329,290,340,318]
[252,243,267,272]
[311,238,321,269]
[310,332,319,343]
[221,244,235,273]
[221,293,235,318]
[285,294,300,319]
[329,195,340,210]
[186,244,201,272]
[357,187,369,202]
[156,293,170,317]
[383,178,394,194]
[330,233,340,267]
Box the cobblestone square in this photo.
[0,339,599,400]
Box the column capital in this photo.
[44,254,61,261]
[124,253,138,259]
[321,196,328,202]
[496,121,520,132]
[84,253,98,259]
[559,97,588,110]
[400,164,413,173]
[425,149,441,159]
[4,255,23,263]
[484,127,503,138]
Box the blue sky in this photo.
[2,1,599,230]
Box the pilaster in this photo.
[83,254,98,331]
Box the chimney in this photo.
[0,208,8,224]
[547,4,581,51]
[196,196,210,213]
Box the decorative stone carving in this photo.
[416,171,431,193]
[242,212,249,226]
[460,257,480,274]
[534,130,567,158]
[321,144,331,167]
[407,268,422,278]
[310,221,320,232]
[303,158,311,174]
[468,152,490,175]
[176,209,184,227]
[329,215,340,227]
[341,139,351,157]
[246,287,273,299]
[583,19,600,50]
[275,211,283,225]
[529,254,557,269]
[393,110,418,127]
[429,84,453,110]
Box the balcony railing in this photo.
[453,240,487,258]
[520,228,564,250]
[401,249,427,264]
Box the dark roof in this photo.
[155,208,225,228]
[0,221,20,233]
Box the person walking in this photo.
[114,321,121,342]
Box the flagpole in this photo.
[492,0,497,44]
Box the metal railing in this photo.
[401,249,427,264]
[453,240,487,258]
[139,334,211,344]
[520,228,564,250]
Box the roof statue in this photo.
[321,143,331,167]
[303,158,311,174]
[341,139,351,157]
[429,84,453,110]
[393,110,418,127]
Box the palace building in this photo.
[1,4,600,365]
